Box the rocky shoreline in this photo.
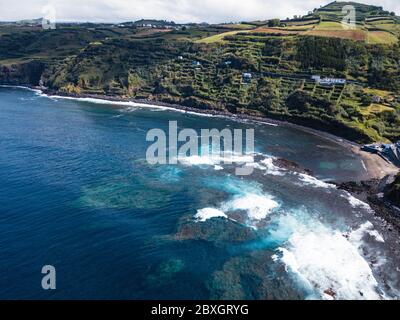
[337,176,400,231]
[275,155,400,232]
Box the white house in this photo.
[242,73,253,84]
[311,75,346,85]
[311,75,321,82]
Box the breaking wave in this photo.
[296,173,336,189]
[272,214,386,300]
[341,192,372,211]
[222,194,279,221]
[195,175,279,227]
[194,208,228,222]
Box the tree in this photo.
[268,19,281,27]
[360,95,372,106]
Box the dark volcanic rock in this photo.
[337,175,400,231]
[386,174,400,208]
[174,215,258,244]
[273,158,313,175]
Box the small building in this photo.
[383,144,400,165]
[311,75,346,85]
[361,144,381,154]
[319,78,346,85]
[242,73,252,83]
[192,61,201,67]
[311,75,321,82]
[372,96,382,103]
[362,142,400,167]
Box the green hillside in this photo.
[314,1,394,22]
[0,2,400,144]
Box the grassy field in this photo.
[218,23,257,30]
[315,21,346,30]
[367,30,398,44]
[364,88,393,97]
[369,23,400,37]
[196,30,251,43]
[305,28,367,41]
[250,27,300,34]
[360,103,395,116]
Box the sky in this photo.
[0,0,398,23]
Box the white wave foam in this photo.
[341,192,371,211]
[349,221,385,244]
[203,154,287,176]
[273,215,384,300]
[177,153,254,167]
[197,176,280,226]
[259,157,285,176]
[297,173,336,189]
[222,194,279,221]
[40,92,233,119]
[49,95,165,108]
[194,208,227,222]
[178,155,215,166]
[2,86,280,126]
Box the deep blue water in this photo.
[1,86,399,300]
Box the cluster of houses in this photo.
[116,19,182,30]
[311,75,347,85]
[182,57,253,84]
[362,141,400,167]
[135,24,180,30]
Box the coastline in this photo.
[3,84,399,180]
[3,84,400,233]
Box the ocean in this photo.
[0,86,399,300]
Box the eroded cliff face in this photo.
[0,61,45,86]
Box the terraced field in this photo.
[195,30,252,43]
[223,2,399,44]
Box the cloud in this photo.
[0,0,398,23]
